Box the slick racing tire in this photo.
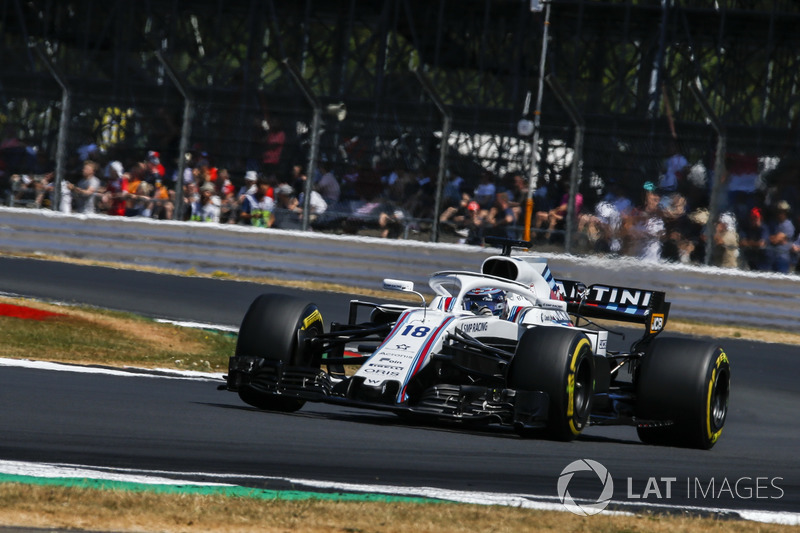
[635,337,730,450]
[235,294,324,412]
[509,327,595,441]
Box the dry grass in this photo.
[0,296,235,370]
[665,320,800,345]
[0,483,795,533]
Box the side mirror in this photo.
[383,279,426,312]
[383,279,415,292]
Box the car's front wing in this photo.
[224,355,549,430]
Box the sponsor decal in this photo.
[379,351,415,359]
[540,301,565,310]
[363,367,401,377]
[395,344,412,351]
[459,321,489,334]
[589,286,653,308]
[541,310,572,325]
[649,313,665,333]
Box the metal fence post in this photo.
[31,43,70,213]
[545,74,585,254]
[154,50,192,221]
[523,0,551,242]
[282,59,322,232]
[176,97,193,218]
[413,68,451,243]
[690,80,726,266]
[305,106,323,231]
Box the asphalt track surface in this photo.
[0,256,798,518]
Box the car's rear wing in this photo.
[556,279,671,335]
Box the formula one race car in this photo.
[223,238,730,449]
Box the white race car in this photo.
[224,238,730,449]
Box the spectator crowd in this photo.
[4,137,800,276]
[568,150,800,275]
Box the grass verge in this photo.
[0,482,796,533]
[0,296,235,370]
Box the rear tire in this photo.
[508,327,594,441]
[636,337,730,449]
[235,294,323,412]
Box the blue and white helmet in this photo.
[464,288,507,318]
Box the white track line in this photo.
[1,460,798,525]
[0,357,223,381]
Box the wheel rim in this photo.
[573,356,592,419]
[710,367,730,430]
[294,315,323,367]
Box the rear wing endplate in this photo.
[556,279,671,335]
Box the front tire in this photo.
[508,327,595,441]
[636,337,730,449]
[234,294,323,412]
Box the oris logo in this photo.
[557,459,614,516]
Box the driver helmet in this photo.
[464,288,507,318]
